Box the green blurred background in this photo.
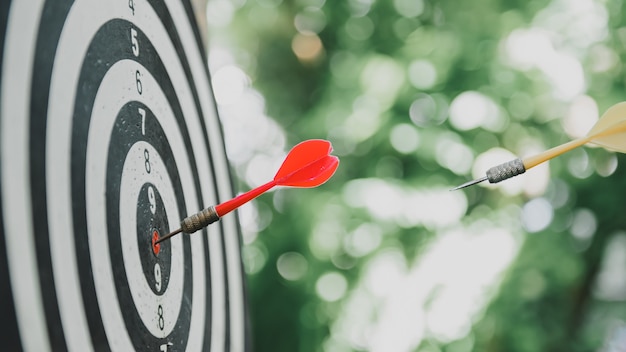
[199,0,626,350]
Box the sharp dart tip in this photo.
[450,176,488,191]
[155,228,182,244]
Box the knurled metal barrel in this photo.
[180,206,220,233]
[486,158,526,184]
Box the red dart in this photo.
[155,139,339,245]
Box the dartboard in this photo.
[0,1,248,351]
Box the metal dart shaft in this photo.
[155,206,220,244]
[450,176,488,191]
[154,228,182,244]
[451,158,526,191]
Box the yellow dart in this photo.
[452,102,626,190]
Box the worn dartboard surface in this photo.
[0,1,248,351]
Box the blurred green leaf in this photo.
[207,0,626,350]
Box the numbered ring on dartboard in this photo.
[0,0,248,351]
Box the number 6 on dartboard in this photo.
[136,69,143,94]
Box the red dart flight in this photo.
[155,139,339,245]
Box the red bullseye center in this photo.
[152,230,160,255]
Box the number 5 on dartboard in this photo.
[131,27,139,57]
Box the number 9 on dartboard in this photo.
[0,0,249,351]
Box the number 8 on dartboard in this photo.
[0,1,249,351]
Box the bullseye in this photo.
[153,230,161,256]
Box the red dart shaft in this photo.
[215,180,276,217]
[156,140,339,245]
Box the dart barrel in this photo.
[181,206,221,233]
[486,158,526,183]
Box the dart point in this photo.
[155,228,182,245]
[450,176,488,191]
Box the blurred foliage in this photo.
[207,0,626,351]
